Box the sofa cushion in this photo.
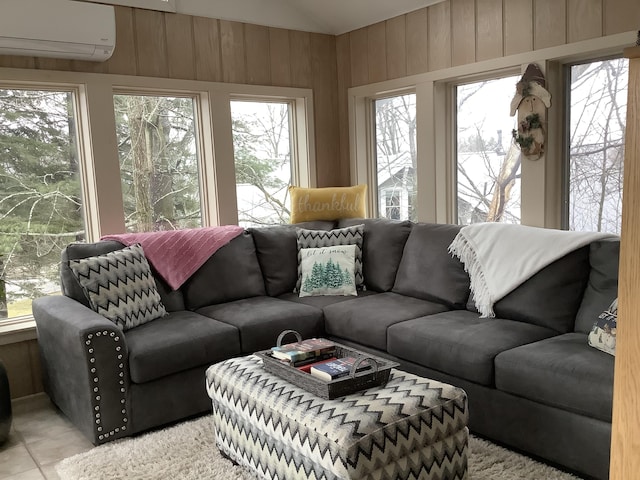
[575,239,620,334]
[493,246,591,333]
[387,310,557,386]
[197,296,324,353]
[495,333,615,422]
[61,240,124,307]
[278,290,379,309]
[126,310,241,383]
[251,222,336,297]
[338,218,413,292]
[296,224,364,291]
[323,292,449,351]
[392,223,470,308]
[299,245,357,297]
[69,244,166,331]
[182,232,265,310]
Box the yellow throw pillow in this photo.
[289,185,367,224]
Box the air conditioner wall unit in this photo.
[0,0,116,62]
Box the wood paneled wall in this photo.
[335,0,640,167]
[0,7,343,187]
[0,340,43,399]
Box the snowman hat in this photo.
[510,81,552,116]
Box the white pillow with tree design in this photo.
[299,245,357,297]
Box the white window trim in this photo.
[0,69,315,328]
[348,31,635,226]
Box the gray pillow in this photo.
[69,244,166,331]
[296,224,364,292]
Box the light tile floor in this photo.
[0,394,94,480]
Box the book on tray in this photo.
[271,338,336,364]
[309,357,370,381]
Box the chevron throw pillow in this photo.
[69,244,166,331]
[296,224,364,292]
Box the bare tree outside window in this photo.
[456,75,522,225]
[568,58,628,234]
[231,101,292,227]
[0,89,85,319]
[374,93,417,221]
[114,94,202,232]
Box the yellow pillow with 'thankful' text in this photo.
[289,185,367,224]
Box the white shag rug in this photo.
[56,415,580,480]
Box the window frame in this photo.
[0,69,315,331]
[348,31,633,226]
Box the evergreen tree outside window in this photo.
[114,94,203,232]
[0,89,86,319]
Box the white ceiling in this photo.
[174,0,445,35]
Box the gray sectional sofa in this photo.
[32,219,618,480]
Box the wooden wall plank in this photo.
[505,0,534,56]
[134,9,168,77]
[245,24,271,85]
[311,34,340,187]
[28,340,43,393]
[0,56,36,69]
[406,8,429,76]
[165,14,196,80]
[428,2,451,71]
[476,0,504,61]
[193,17,222,82]
[269,28,292,86]
[219,20,246,84]
[611,47,640,480]
[451,0,476,66]
[0,342,33,399]
[367,22,387,84]
[336,33,352,184]
[290,30,312,88]
[36,58,73,71]
[567,0,603,43]
[386,16,407,80]
[534,0,567,49]
[107,6,137,75]
[604,0,640,36]
[350,28,369,87]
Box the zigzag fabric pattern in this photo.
[296,224,364,292]
[69,244,166,331]
[206,355,469,480]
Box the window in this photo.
[114,94,203,232]
[374,93,417,221]
[231,100,293,227]
[455,75,522,225]
[0,88,86,320]
[567,58,628,234]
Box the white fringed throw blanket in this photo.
[448,223,616,318]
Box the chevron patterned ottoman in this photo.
[206,355,469,480]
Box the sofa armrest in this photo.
[32,295,130,444]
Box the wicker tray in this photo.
[255,330,399,399]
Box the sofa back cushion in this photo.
[61,240,186,312]
[182,231,265,309]
[392,223,470,308]
[493,246,591,333]
[574,239,620,334]
[338,218,413,292]
[251,221,336,297]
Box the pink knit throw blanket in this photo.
[102,226,244,290]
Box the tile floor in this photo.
[0,394,94,480]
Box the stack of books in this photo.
[309,357,370,381]
[270,338,337,368]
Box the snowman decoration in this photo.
[510,64,552,161]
